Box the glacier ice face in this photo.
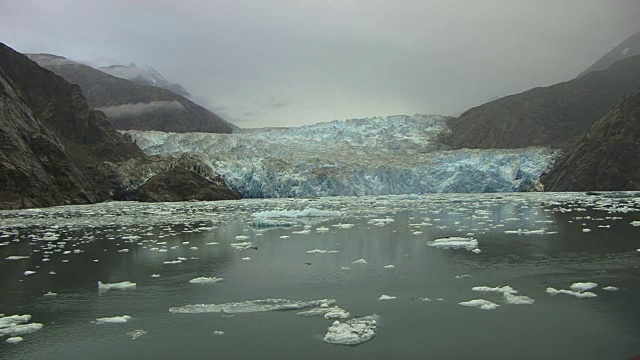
[125,114,557,198]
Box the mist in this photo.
[1,0,639,127]
[97,101,185,118]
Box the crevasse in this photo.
[125,114,557,197]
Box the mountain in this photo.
[27,54,233,134]
[541,90,640,191]
[577,30,640,78]
[99,63,191,97]
[0,43,238,209]
[0,43,143,208]
[448,54,640,149]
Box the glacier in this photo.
[125,114,557,198]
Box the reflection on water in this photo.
[0,193,639,359]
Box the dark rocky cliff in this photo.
[449,54,640,149]
[0,43,238,209]
[541,90,640,191]
[27,54,233,134]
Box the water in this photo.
[1,193,639,359]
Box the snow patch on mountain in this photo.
[125,114,557,197]
[100,63,190,96]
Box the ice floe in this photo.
[428,237,478,251]
[323,315,380,345]
[0,314,43,337]
[169,298,336,314]
[569,282,597,292]
[98,281,137,292]
[352,258,368,264]
[546,287,597,298]
[472,286,518,294]
[602,286,619,291]
[378,295,397,300]
[503,292,534,305]
[5,336,23,344]
[5,256,29,260]
[94,315,132,324]
[127,329,147,340]
[189,277,223,284]
[458,299,500,310]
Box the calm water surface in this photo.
[1,193,639,360]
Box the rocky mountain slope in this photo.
[99,63,191,97]
[27,54,233,134]
[577,30,640,78]
[0,43,238,209]
[448,54,640,149]
[541,90,640,191]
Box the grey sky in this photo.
[1,0,639,127]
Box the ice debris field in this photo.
[1,192,640,349]
[125,114,557,197]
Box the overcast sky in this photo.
[1,0,639,127]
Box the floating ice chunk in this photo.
[5,256,29,260]
[98,281,136,292]
[163,260,182,264]
[127,329,147,340]
[43,291,57,296]
[582,228,591,233]
[170,298,336,314]
[23,271,35,276]
[230,242,253,250]
[235,235,250,241]
[0,316,43,337]
[323,315,380,345]
[189,247,198,250]
[242,257,251,261]
[455,275,471,279]
[352,258,368,264]
[427,237,478,251]
[503,292,534,305]
[280,236,290,239]
[458,299,500,310]
[378,295,397,300]
[341,266,351,270]
[5,336,23,344]
[383,265,395,269]
[324,308,351,319]
[368,218,394,226]
[316,227,330,232]
[546,287,597,298]
[251,217,297,227]
[206,242,220,245]
[254,208,341,219]
[213,330,225,336]
[332,223,355,229]
[151,274,160,278]
[631,221,640,226]
[95,315,132,324]
[189,277,223,284]
[472,249,482,254]
[291,229,311,235]
[307,249,327,254]
[472,286,517,294]
[0,314,31,328]
[570,282,597,292]
[419,297,432,302]
[117,249,129,253]
[602,286,619,291]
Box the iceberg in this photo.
[427,237,478,251]
[569,282,597,292]
[125,114,556,198]
[546,287,597,298]
[98,281,136,292]
[458,299,500,310]
[94,315,132,324]
[169,298,336,314]
[189,277,223,284]
[323,315,380,345]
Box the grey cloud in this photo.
[2,0,639,128]
[97,101,184,118]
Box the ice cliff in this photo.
[126,114,557,197]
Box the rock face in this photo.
[138,170,240,202]
[542,90,640,191]
[449,54,640,149]
[0,42,144,209]
[0,43,238,209]
[577,30,640,78]
[27,54,233,134]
